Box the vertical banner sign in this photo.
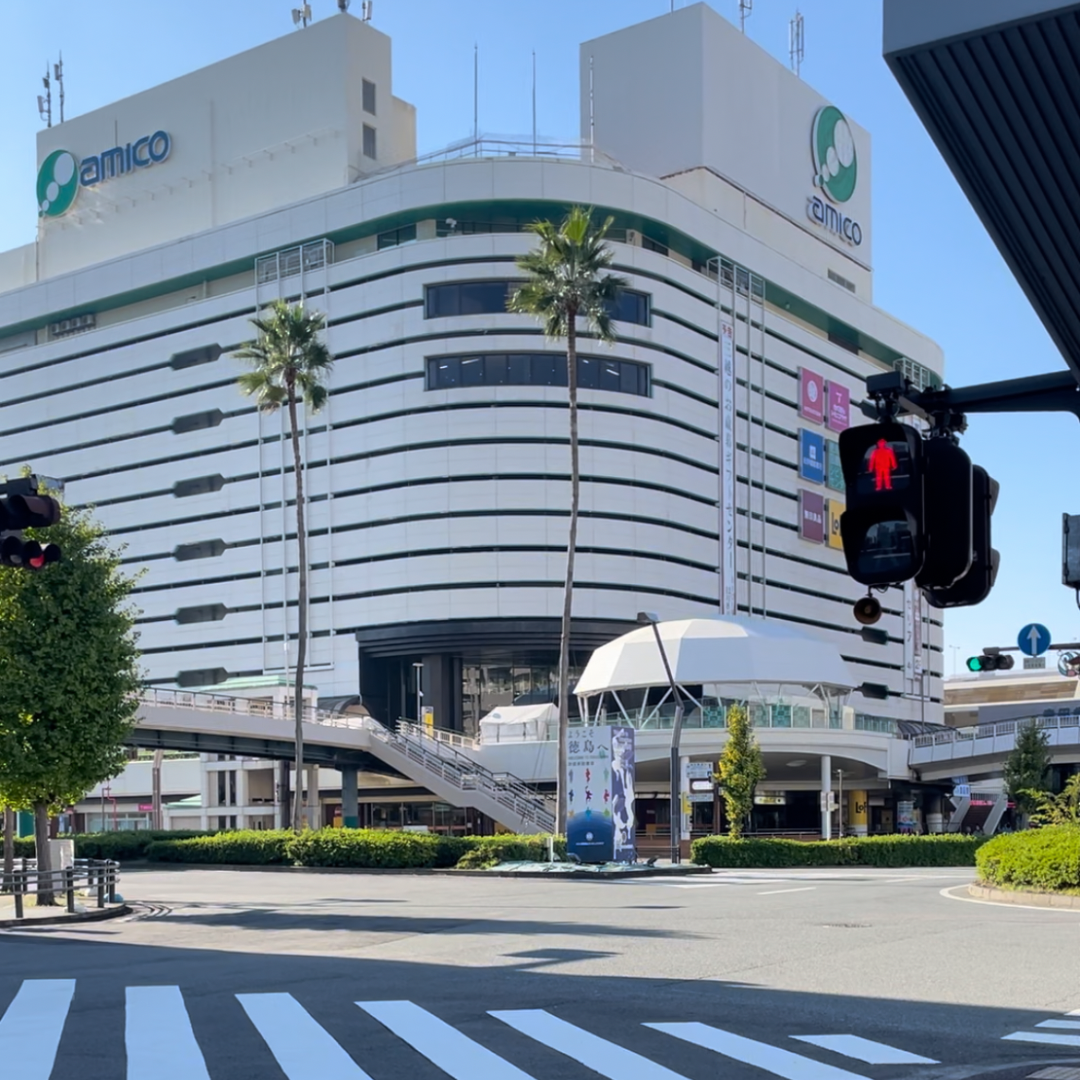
[799,429,825,483]
[799,489,825,543]
[719,319,736,615]
[566,726,636,863]
[799,368,825,423]
[826,498,844,549]
[826,382,851,432]
[903,579,917,689]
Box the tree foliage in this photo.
[0,506,141,810]
[507,207,627,834]
[235,299,333,833]
[1025,773,1080,828]
[1003,720,1053,822]
[716,703,765,839]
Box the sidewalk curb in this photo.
[968,883,1080,909]
[0,904,131,930]
[123,862,711,879]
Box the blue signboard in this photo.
[1018,623,1051,656]
[799,429,825,484]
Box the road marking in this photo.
[126,986,211,1080]
[1069,1009,1080,1016]
[238,993,373,1079]
[359,1000,534,1079]
[648,1023,870,1080]
[791,1034,938,1064]
[0,979,75,1080]
[1037,1020,1080,1030]
[1004,1031,1080,1048]
[492,1008,691,1080]
[940,884,1080,913]
[758,887,816,896]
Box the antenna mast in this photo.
[291,4,312,28]
[739,0,752,33]
[789,9,805,77]
[54,53,65,124]
[37,64,51,128]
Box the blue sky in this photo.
[2,0,1075,675]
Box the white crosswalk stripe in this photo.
[238,992,373,1079]
[126,985,211,1080]
[492,1008,691,1080]
[791,1034,938,1065]
[358,999,535,1079]
[1038,1020,1080,1030]
[1003,1031,1080,1048]
[648,1022,872,1080]
[0,979,75,1080]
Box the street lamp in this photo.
[638,611,685,864]
[412,661,424,725]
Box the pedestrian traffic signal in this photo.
[966,651,1014,673]
[0,485,62,569]
[839,422,925,585]
[916,439,973,590]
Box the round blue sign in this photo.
[1018,623,1051,657]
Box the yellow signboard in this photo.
[826,498,844,550]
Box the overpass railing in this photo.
[139,688,358,729]
[911,714,1080,748]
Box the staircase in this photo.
[359,719,555,834]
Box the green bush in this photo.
[690,834,987,869]
[11,830,217,862]
[288,829,448,868]
[146,831,293,865]
[976,826,1080,892]
[456,835,566,869]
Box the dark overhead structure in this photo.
[884,1,1080,384]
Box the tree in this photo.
[1004,720,1053,827]
[716,704,765,839]
[0,506,141,904]
[1026,773,1080,828]
[508,207,627,834]
[235,300,333,833]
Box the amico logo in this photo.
[807,105,863,248]
[37,150,79,218]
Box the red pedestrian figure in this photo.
[868,438,897,491]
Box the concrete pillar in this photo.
[278,760,291,830]
[820,754,832,841]
[307,765,320,830]
[199,756,212,832]
[341,765,359,829]
[849,790,869,837]
[235,768,249,829]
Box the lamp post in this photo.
[638,611,684,864]
[412,661,424,725]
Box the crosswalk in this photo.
[0,979,1074,1079]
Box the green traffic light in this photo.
[966,656,985,672]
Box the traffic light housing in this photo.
[839,422,925,585]
[916,439,973,589]
[0,481,62,570]
[966,650,1014,673]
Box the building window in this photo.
[425,281,651,326]
[376,223,416,250]
[169,345,222,370]
[362,78,376,115]
[363,124,377,159]
[426,352,650,397]
[174,540,226,562]
[173,474,225,499]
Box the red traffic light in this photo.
[868,438,898,492]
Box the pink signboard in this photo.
[827,381,850,432]
[799,368,825,424]
[799,489,825,543]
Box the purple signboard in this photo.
[799,368,825,424]
[827,381,851,432]
[799,489,825,543]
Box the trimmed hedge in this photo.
[145,831,293,866]
[456,835,566,869]
[976,826,1080,892]
[691,834,988,869]
[11,830,216,862]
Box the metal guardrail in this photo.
[1,859,120,920]
[912,714,1080,748]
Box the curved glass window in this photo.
[425,280,651,326]
[426,352,650,397]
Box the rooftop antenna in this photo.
[789,9,805,77]
[37,64,51,128]
[361,0,373,19]
[337,0,350,10]
[532,50,537,154]
[292,3,312,28]
[473,42,479,147]
[739,0,752,33]
[53,53,65,124]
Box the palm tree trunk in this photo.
[288,388,308,833]
[556,313,580,836]
[33,802,55,906]
[2,807,14,893]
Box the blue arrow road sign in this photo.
[1018,623,1051,656]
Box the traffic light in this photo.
[0,482,62,570]
[966,650,1014,673]
[915,439,973,589]
[922,466,999,608]
[839,422,925,585]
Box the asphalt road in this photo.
[1,865,1077,1080]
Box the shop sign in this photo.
[799,368,824,423]
[826,498,844,550]
[826,382,850,432]
[799,428,825,484]
[825,438,844,492]
[806,105,864,247]
[566,726,636,863]
[799,489,825,543]
[754,794,786,806]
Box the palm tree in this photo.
[508,206,627,834]
[235,299,333,833]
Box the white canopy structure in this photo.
[575,617,857,701]
[479,703,558,744]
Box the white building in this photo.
[0,4,944,747]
